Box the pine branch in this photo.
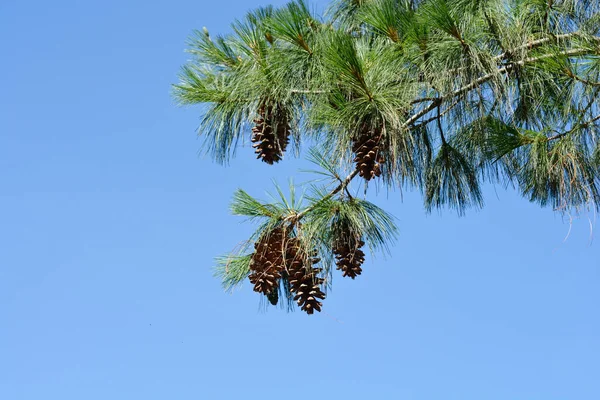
[403,47,600,128]
[565,72,600,87]
[289,89,329,94]
[411,98,461,130]
[411,96,440,104]
[494,32,580,62]
[424,32,597,89]
[287,169,360,222]
[548,114,600,141]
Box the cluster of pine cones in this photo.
[249,228,325,314]
[251,105,291,164]
[247,111,378,315]
[248,226,366,315]
[252,107,386,183]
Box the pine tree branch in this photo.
[403,47,600,128]
[565,71,600,87]
[411,96,440,104]
[436,102,447,145]
[548,114,600,141]
[286,169,360,222]
[410,98,461,129]
[292,34,599,106]
[293,34,599,107]
[414,33,595,98]
[289,89,329,94]
[334,171,354,198]
[404,99,442,127]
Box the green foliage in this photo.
[425,141,484,214]
[359,0,414,43]
[307,194,398,255]
[214,253,253,292]
[267,0,316,52]
[230,189,282,220]
[175,0,600,313]
[517,134,600,210]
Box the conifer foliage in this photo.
[175,0,600,314]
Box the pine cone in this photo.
[251,105,291,165]
[333,238,365,279]
[248,228,286,296]
[352,126,384,180]
[286,238,325,315]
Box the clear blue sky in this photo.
[1,1,598,399]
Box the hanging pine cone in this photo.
[352,125,384,180]
[333,237,366,279]
[251,104,291,165]
[248,227,286,296]
[286,238,325,315]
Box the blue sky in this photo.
[1,0,598,399]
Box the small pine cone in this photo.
[333,238,365,279]
[251,105,291,165]
[352,126,384,181]
[248,228,286,296]
[286,239,325,315]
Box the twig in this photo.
[411,96,440,104]
[436,101,447,144]
[402,47,599,128]
[547,114,600,141]
[287,169,360,222]
[289,89,329,94]
[332,171,354,199]
[566,72,600,87]
[410,98,461,130]
[409,33,596,105]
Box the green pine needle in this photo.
[214,253,253,292]
[426,141,484,215]
[230,189,283,219]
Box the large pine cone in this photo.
[248,228,286,296]
[286,238,325,315]
[352,126,384,180]
[251,105,290,165]
[333,238,366,279]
